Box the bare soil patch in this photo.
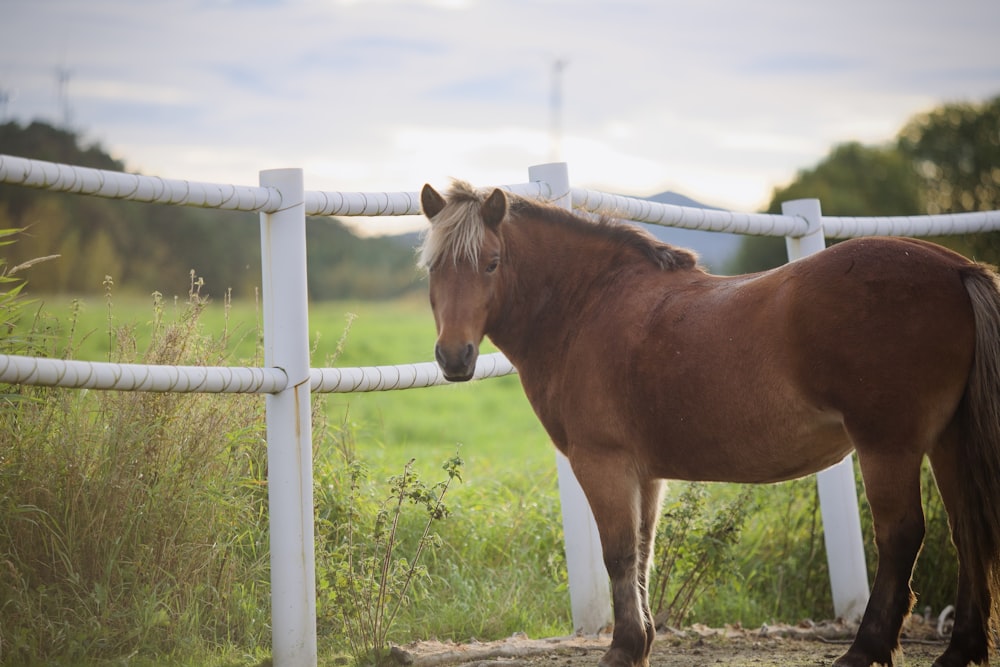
[390,617,950,666]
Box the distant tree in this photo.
[727,142,923,274]
[729,94,1000,273]
[0,120,424,300]
[898,95,1000,262]
[767,142,925,217]
[898,95,1000,214]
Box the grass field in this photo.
[35,291,555,482]
[9,290,575,664]
[9,289,960,666]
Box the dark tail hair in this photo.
[959,265,1000,632]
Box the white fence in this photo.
[3,153,1000,667]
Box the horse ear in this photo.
[482,188,507,230]
[421,184,447,220]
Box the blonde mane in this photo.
[417,181,493,270]
[417,180,700,273]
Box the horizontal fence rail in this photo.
[571,187,1000,238]
[0,154,548,219]
[303,182,549,217]
[0,351,515,394]
[0,154,284,212]
[7,153,1000,239]
[822,211,1000,238]
[310,351,515,393]
[0,353,288,393]
[571,187,809,236]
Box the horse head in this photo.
[420,182,506,382]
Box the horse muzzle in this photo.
[435,341,478,382]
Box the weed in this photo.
[317,436,462,666]
[650,483,756,628]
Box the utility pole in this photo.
[56,67,72,129]
[549,58,567,162]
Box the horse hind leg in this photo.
[836,450,925,667]
[570,455,651,667]
[928,442,990,667]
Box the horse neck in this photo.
[487,218,619,362]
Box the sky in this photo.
[1,0,998,235]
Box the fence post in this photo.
[259,168,317,667]
[528,162,613,634]
[782,197,870,622]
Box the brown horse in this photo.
[418,180,1000,667]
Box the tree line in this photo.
[0,121,424,301]
[728,94,1000,273]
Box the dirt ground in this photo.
[389,617,951,666]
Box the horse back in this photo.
[547,236,978,483]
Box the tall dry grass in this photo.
[0,266,271,664]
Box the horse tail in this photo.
[958,264,1000,627]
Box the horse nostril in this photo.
[435,342,476,375]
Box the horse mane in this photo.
[418,180,700,272]
[418,181,488,270]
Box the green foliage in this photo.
[727,141,925,274]
[898,94,1000,215]
[898,94,1000,262]
[317,442,462,666]
[766,142,925,218]
[650,483,756,628]
[728,93,1000,274]
[724,479,831,624]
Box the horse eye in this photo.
[485,258,500,274]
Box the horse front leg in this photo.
[637,479,666,658]
[571,454,650,667]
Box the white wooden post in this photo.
[528,162,613,634]
[782,197,870,622]
[259,168,318,666]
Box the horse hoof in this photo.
[598,647,648,667]
[833,647,898,667]
[932,647,989,667]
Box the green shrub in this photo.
[650,483,756,628]
[316,436,462,666]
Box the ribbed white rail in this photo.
[0,154,548,218]
[0,353,288,393]
[823,210,1000,237]
[310,352,515,393]
[0,153,283,212]
[571,187,808,236]
[0,352,516,393]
